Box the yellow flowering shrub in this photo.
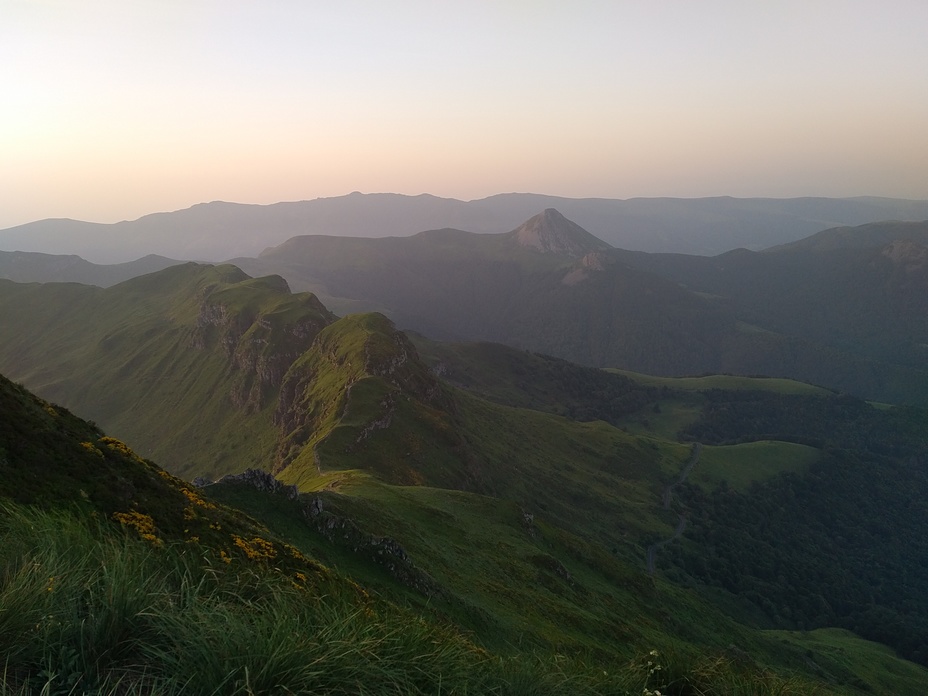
[79,441,104,458]
[113,510,163,547]
[180,487,217,510]
[99,436,141,461]
[231,534,277,561]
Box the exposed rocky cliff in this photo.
[191,275,335,411]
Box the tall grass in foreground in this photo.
[0,502,824,695]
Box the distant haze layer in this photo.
[2,193,928,263]
[2,2,927,227]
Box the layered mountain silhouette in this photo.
[0,250,181,287]
[6,209,926,404]
[226,211,928,405]
[4,192,928,262]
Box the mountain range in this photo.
[5,209,927,405]
[226,210,928,405]
[4,192,928,262]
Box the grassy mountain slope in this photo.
[0,264,334,478]
[203,376,928,693]
[1,351,884,694]
[402,336,928,668]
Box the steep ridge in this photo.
[0,265,480,491]
[274,313,475,489]
[0,264,335,477]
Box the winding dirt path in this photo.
[647,443,701,575]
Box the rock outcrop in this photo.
[191,275,334,411]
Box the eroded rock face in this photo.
[227,314,332,411]
[211,467,299,499]
[191,288,334,412]
[561,251,611,286]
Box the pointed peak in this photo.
[509,209,611,257]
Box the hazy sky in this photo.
[2,0,927,228]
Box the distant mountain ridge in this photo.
[766,219,928,253]
[3,192,928,262]
[5,209,926,404]
[0,250,181,287]
[231,212,928,405]
[611,219,928,395]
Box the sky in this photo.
[2,0,927,229]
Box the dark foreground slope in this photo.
[0,372,588,695]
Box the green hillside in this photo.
[0,373,618,694]
[7,370,926,693]
[6,348,892,694]
[0,264,335,478]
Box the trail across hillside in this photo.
[647,443,701,575]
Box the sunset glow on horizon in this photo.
[3,0,927,229]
